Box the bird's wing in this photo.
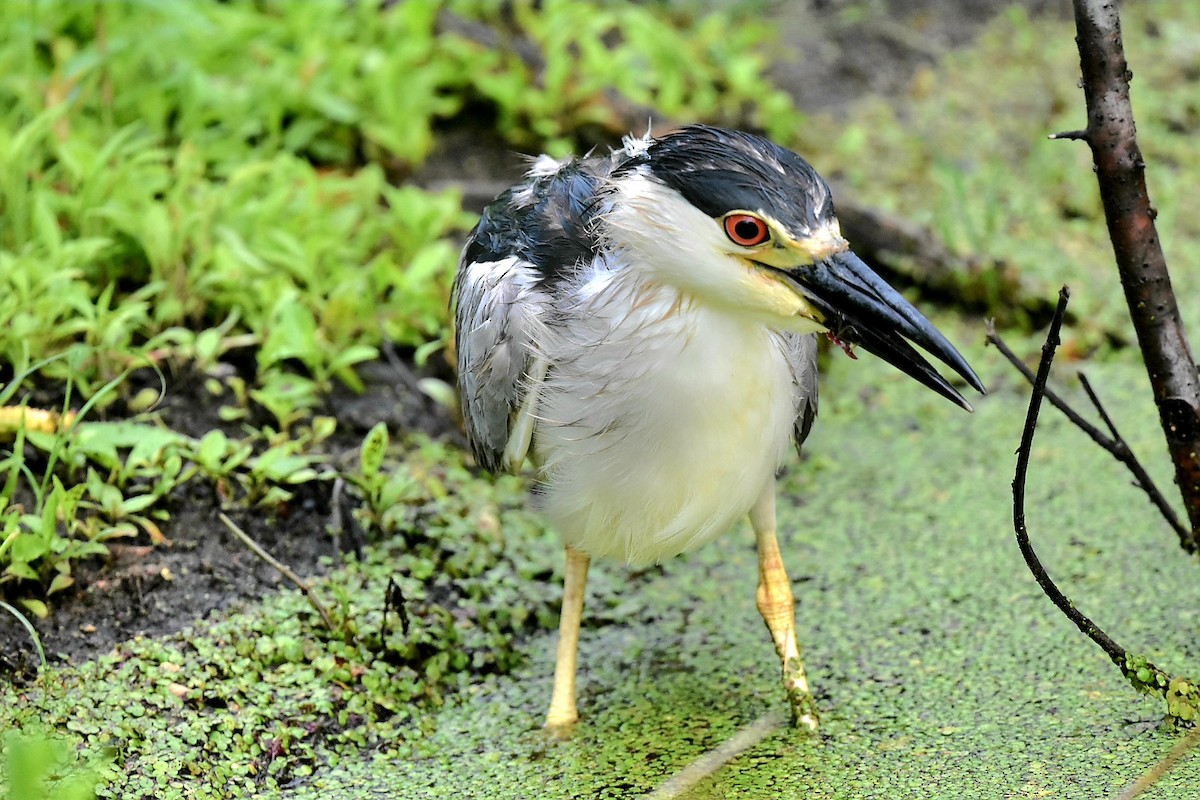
[779,331,819,451]
[453,154,615,473]
[453,251,550,473]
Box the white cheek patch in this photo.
[603,173,726,257]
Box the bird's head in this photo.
[603,124,985,410]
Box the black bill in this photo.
[781,250,986,411]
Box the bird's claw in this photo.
[782,658,819,732]
[786,687,820,732]
[543,719,577,741]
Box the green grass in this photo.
[0,0,800,601]
[0,0,802,400]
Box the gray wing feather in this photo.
[779,331,819,450]
[453,254,549,473]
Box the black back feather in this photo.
[464,159,611,284]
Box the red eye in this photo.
[723,214,770,247]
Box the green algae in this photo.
[0,440,574,797]
[277,327,1200,798]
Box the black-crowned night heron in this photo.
[452,124,984,731]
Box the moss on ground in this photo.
[0,440,575,796]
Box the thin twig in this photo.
[641,711,785,800]
[1112,727,1200,800]
[328,475,346,553]
[1078,373,1121,441]
[1010,289,1200,732]
[1078,377,1192,552]
[986,322,1192,550]
[380,340,426,397]
[382,577,410,639]
[1012,287,1125,666]
[217,512,341,637]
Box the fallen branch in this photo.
[217,512,343,639]
[640,711,785,800]
[835,196,1056,326]
[1012,287,1198,726]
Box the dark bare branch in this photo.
[986,322,1192,548]
[1013,288,1124,666]
[1012,287,1199,726]
[1066,0,1200,548]
[1078,373,1121,442]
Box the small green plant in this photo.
[349,422,430,534]
[0,598,48,666]
[1,728,98,800]
[1,0,803,416]
[1,0,807,606]
[0,439,561,795]
[450,0,805,153]
[0,364,339,596]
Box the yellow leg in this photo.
[750,482,818,731]
[545,545,590,731]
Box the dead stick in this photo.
[1010,287,1199,723]
[641,711,785,800]
[1112,727,1200,800]
[1012,287,1126,665]
[217,512,341,637]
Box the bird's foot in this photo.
[543,703,579,739]
[786,687,819,732]
[782,658,819,732]
[543,720,577,741]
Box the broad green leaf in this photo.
[360,423,388,479]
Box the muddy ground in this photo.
[0,0,1061,681]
